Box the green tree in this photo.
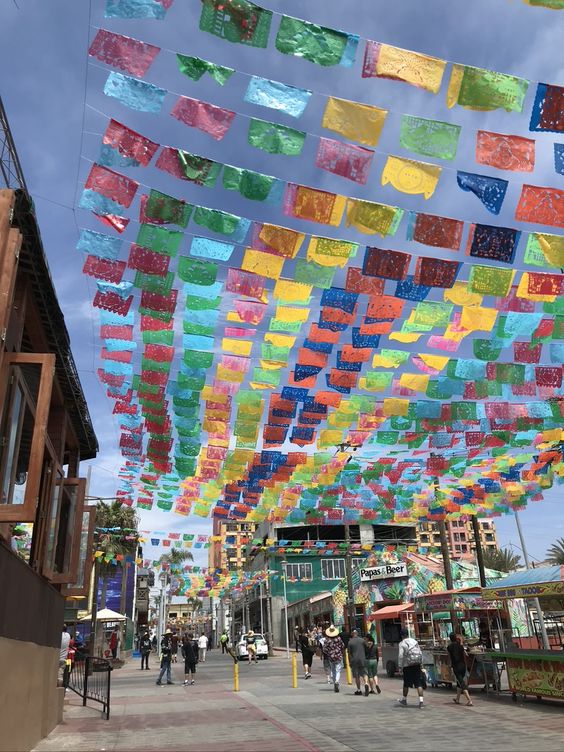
[546,537,564,565]
[95,501,139,611]
[482,546,521,573]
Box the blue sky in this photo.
[0,0,562,566]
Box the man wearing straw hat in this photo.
[322,625,345,693]
[156,629,174,686]
[245,629,258,664]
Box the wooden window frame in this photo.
[0,353,55,522]
[42,476,86,584]
[61,504,96,597]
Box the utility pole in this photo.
[515,512,550,650]
[265,576,273,655]
[430,455,459,633]
[470,516,487,587]
[344,523,356,633]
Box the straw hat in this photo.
[325,625,339,638]
[247,630,255,637]
[165,629,172,635]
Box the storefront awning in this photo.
[482,565,564,601]
[369,603,413,621]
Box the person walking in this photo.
[317,630,332,684]
[299,628,315,679]
[448,633,473,707]
[182,633,199,685]
[245,630,258,664]
[198,633,208,662]
[220,630,229,654]
[140,631,152,670]
[364,634,381,694]
[108,625,120,660]
[347,629,370,697]
[171,630,179,663]
[397,628,424,708]
[156,629,174,686]
[322,625,345,693]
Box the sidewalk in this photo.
[33,650,564,752]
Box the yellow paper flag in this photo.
[322,96,388,146]
[375,44,446,94]
[273,279,312,304]
[443,282,483,307]
[222,338,253,356]
[399,373,430,392]
[460,306,498,332]
[275,306,310,323]
[258,223,305,259]
[381,156,441,199]
[264,332,296,347]
[383,398,410,417]
[241,248,285,280]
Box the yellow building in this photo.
[208,520,257,570]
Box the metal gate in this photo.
[67,655,112,719]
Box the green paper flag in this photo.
[175,54,234,85]
[145,189,192,227]
[185,294,222,310]
[399,115,461,160]
[183,350,214,368]
[199,0,272,48]
[143,329,174,345]
[178,257,218,285]
[275,15,349,67]
[469,265,514,297]
[294,259,335,288]
[473,339,504,361]
[247,118,306,156]
[177,150,221,187]
[449,64,529,112]
[134,271,175,294]
[136,224,182,256]
[222,165,278,201]
[193,206,243,237]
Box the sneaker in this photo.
[334,683,340,693]
[190,680,195,685]
[397,698,407,706]
[167,682,174,685]
[327,677,332,684]
[376,685,381,695]
[354,690,362,696]
[156,682,162,686]
[364,684,370,697]
[369,690,375,695]
[183,680,189,685]
[419,701,424,710]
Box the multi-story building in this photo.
[417,518,498,560]
[208,517,257,570]
[0,182,97,748]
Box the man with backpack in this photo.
[397,628,425,708]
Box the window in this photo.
[321,558,346,580]
[42,477,86,583]
[284,563,312,580]
[454,533,460,541]
[461,545,468,553]
[485,533,494,541]
[62,505,96,597]
[455,544,461,552]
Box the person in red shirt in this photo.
[108,626,120,659]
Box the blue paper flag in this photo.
[554,143,564,175]
[103,71,166,113]
[79,189,125,216]
[98,144,140,169]
[395,275,431,301]
[99,310,135,326]
[77,229,122,260]
[105,0,167,20]
[96,280,133,299]
[190,237,235,261]
[244,76,312,118]
[456,171,508,215]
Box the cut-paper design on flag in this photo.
[199,0,272,47]
[381,156,441,199]
[252,223,305,258]
[469,265,515,297]
[244,77,312,117]
[554,144,564,175]
[515,184,564,228]
[128,244,171,276]
[475,130,535,172]
[413,257,461,288]
[315,138,373,184]
[406,212,463,251]
[346,199,402,236]
[466,224,521,264]
[141,189,191,227]
[104,71,166,113]
[102,119,158,167]
[84,164,138,208]
[171,96,235,140]
[192,206,251,242]
[105,0,171,20]
[89,29,160,76]
[175,54,234,85]
[363,42,446,93]
[223,166,283,202]
[190,237,235,261]
[247,118,306,155]
[275,15,358,68]
[363,247,411,281]
[529,83,564,132]
[524,233,564,268]
[77,229,122,260]
[307,237,358,268]
[447,64,529,112]
[456,172,508,215]
[322,97,387,146]
[155,147,221,186]
[399,116,460,160]
[283,184,346,227]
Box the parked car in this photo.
[236,633,269,660]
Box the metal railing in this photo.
[67,655,112,720]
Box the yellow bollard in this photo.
[291,652,298,688]
[344,650,352,686]
[233,660,239,692]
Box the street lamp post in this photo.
[281,560,290,659]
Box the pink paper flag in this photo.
[88,29,160,77]
[171,96,236,141]
[315,137,373,184]
[85,164,138,207]
[103,119,159,166]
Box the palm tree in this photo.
[156,547,194,609]
[482,546,522,573]
[546,538,564,565]
[95,501,139,610]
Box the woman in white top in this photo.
[198,633,208,662]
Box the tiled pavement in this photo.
[33,651,564,752]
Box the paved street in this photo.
[34,650,564,752]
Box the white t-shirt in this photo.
[60,631,71,663]
[198,635,208,648]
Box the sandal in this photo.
[453,698,460,705]
[466,702,474,707]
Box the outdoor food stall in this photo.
[413,588,509,688]
[482,566,564,701]
[368,602,421,676]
